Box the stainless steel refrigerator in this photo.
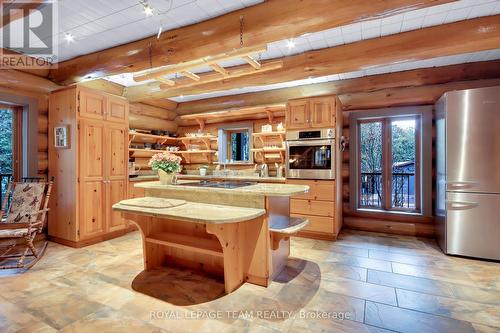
[435,86,500,261]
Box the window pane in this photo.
[230,131,249,162]
[0,108,13,205]
[391,118,416,209]
[359,121,383,208]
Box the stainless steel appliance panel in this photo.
[445,87,500,194]
[446,192,500,260]
[286,139,335,179]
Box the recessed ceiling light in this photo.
[143,3,154,16]
[286,39,295,49]
[64,32,74,43]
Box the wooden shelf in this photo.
[251,147,285,153]
[145,232,223,257]
[252,131,286,137]
[251,147,285,162]
[177,135,218,141]
[177,150,217,154]
[129,131,177,145]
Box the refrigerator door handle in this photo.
[446,200,479,211]
[447,181,479,191]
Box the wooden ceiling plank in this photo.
[48,0,454,84]
[243,55,261,70]
[133,15,500,102]
[210,63,230,76]
[174,59,500,115]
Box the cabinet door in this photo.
[286,100,310,130]
[310,97,335,128]
[107,179,127,232]
[105,125,128,232]
[81,181,105,239]
[107,95,128,124]
[79,120,106,239]
[79,90,106,120]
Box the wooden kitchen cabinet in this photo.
[287,179,341,240]
[286,99,310,129]
[79,89,106,120]
[48,85,129,247]
[107,95,129,124]
[310,96,335,128]
[286,95,336,130]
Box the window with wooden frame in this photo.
[357,115,421,213]
[0,104,22,182]
[218,122,253,164]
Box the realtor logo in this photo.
[0,0,58,68]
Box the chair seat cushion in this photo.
[4,183,45,224]
[0,228,29,238]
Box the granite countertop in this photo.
[176,174,286,183]
[113,197,266,224]
[129,175,159,182]
[135,181,309,197]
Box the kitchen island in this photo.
[113,180,309,293]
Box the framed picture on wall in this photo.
[54,125,70,149]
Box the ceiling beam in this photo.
[175,59,500,114]
[130,15,500,102]
[0,68,60,94]
[47,0,453,85]
[339,78,500,110]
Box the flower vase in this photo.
[158,169,174,185]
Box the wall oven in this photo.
[286,128,335,179]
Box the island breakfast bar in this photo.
[112,181,309,293]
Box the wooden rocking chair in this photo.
[0,178,53,270]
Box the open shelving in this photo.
[128,131,177,145]
[145,232,223,257]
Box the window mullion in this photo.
[383,118,392,211]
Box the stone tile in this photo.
[368,269,454,297]
[0,297,57,333]
[391,262,478,287]
[365,301,475,333]
[328,253,392,272]
[10,283,107,330]
[320,278,397,306]
[290,317,393,333]
[59,306,169,333]
[396,289,500,328]
[321,262,368,282]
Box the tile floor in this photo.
[0,230,499,333]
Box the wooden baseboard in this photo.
[296,230,336,241]
[343,216,435,238]
[49,229,130,248]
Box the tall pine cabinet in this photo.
[48,86,130,247]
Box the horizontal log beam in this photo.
[129,102,177,121]
[48,0,452,85]
[175,59,500,114]
[0,68,60,94]
[138,15,500,101]
[339,78,500,110]
[129,113,178,133]
[79,79,124,96]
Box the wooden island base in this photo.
[122,212,290,293]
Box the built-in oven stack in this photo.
[285,128,340,240]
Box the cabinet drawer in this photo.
[290,199,334,217]
[292,214,334,234]
[287,179,335,201]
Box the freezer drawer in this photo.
[445,192,500,260]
